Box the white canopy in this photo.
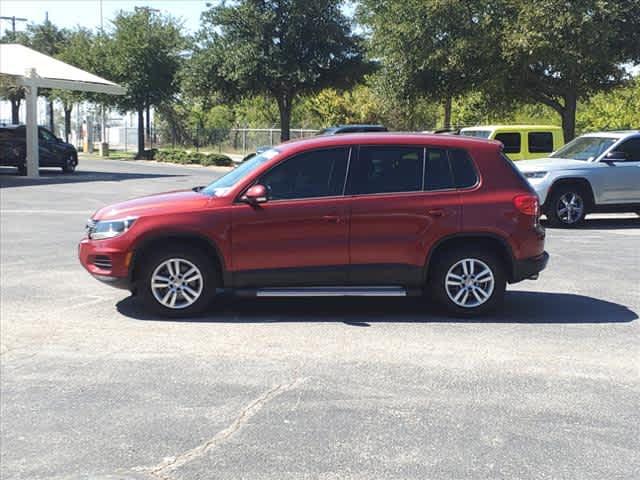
[0,44,125,177]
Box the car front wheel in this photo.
[62,154,77,173]
[137,247,218,317]
[430,247,506,316]
[546,185,588,227]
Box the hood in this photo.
[93,190,211,220]
[516,157,592,172]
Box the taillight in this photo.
[513,194,539,216]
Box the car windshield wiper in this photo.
[192,186,205,193]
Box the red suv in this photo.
[79,134,548,316]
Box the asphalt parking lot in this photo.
[1,157,639,480]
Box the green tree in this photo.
[499,0,640,140]
[360,0,500,128]
[107,9,186,156]
[189,0,366,141]
[51,28,101,141]
[577,80,640,132]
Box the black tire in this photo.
[62,154,77,173]
[137,247,218,317]
[545,184,588,227]
[429,247,506,317]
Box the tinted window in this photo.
[39,128,56,142]
[495,132,521,153]
[260,147,348,200]
[424,148,454,191]
[614,138,640,161]
[449,149,479,188]
[528,132,554,153]
[346,146,423,195]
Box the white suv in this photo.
[517,131,640,227]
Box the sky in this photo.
[0,0,206,35]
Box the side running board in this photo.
[255,286,407,297]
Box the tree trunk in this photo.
[10,99,20,124]
[561,93,577,142]
[443,95,452,130]
[48,99,54,132]
[137,107,145,157]
[277,94,292,142]
[64,107,72,142]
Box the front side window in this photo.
[346,146,424,195]
[495,132,521,154]
[259,147,349,200]
[613,138,640,161]
[424,148,454,191]
[528,132,554,153]
[39,128,56,142]
[202,148,280,196]
[550,136,615,161]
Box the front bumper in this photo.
[511,251,549,283]
[78,238,132,290]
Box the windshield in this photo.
[550,136,615,161]
[201,148,280,196]
[460,130,492,139]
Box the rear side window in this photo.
[449,149,479,188]
[424,148,454,191]
[347,146,424,195]
[528,132,554,153]
[495,132,521,154]
[260,147,348,200]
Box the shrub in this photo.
[152,149,233,167]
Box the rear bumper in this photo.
[511,251,549,283]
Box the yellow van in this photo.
[459,125,564,160]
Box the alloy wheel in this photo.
[557,192,584,225]
[445,258,495,308]
[151,258,204,309]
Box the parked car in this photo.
[517,130,640,227]
[460,125,564,160]
[79,133,548,317]
[316,124,388,135]
[248,124,389,160]
[0,124,78,175]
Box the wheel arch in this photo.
[425,233,516,283]
[130,232,227,289]
[545,177,596,210]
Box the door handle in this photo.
[428,208,445,217]
[322,215,343,223]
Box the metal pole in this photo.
[24,70,39,177]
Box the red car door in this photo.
[346,146,461,286]
[231,147,351,287]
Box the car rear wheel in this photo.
[546,185,588,227]
[429,247,506,316]
[137,247,218,317]
[62,154,77,173]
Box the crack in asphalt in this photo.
[142,376,306,480]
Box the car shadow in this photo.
[541,216,640,230]
[0,167,186,188]
[116,290,637,326]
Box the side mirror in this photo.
[243,184,268,204]
[603,151,627,163]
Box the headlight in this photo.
[86,217,137,240]
[523,171,548,179]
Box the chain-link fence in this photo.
[157,127,320,154]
